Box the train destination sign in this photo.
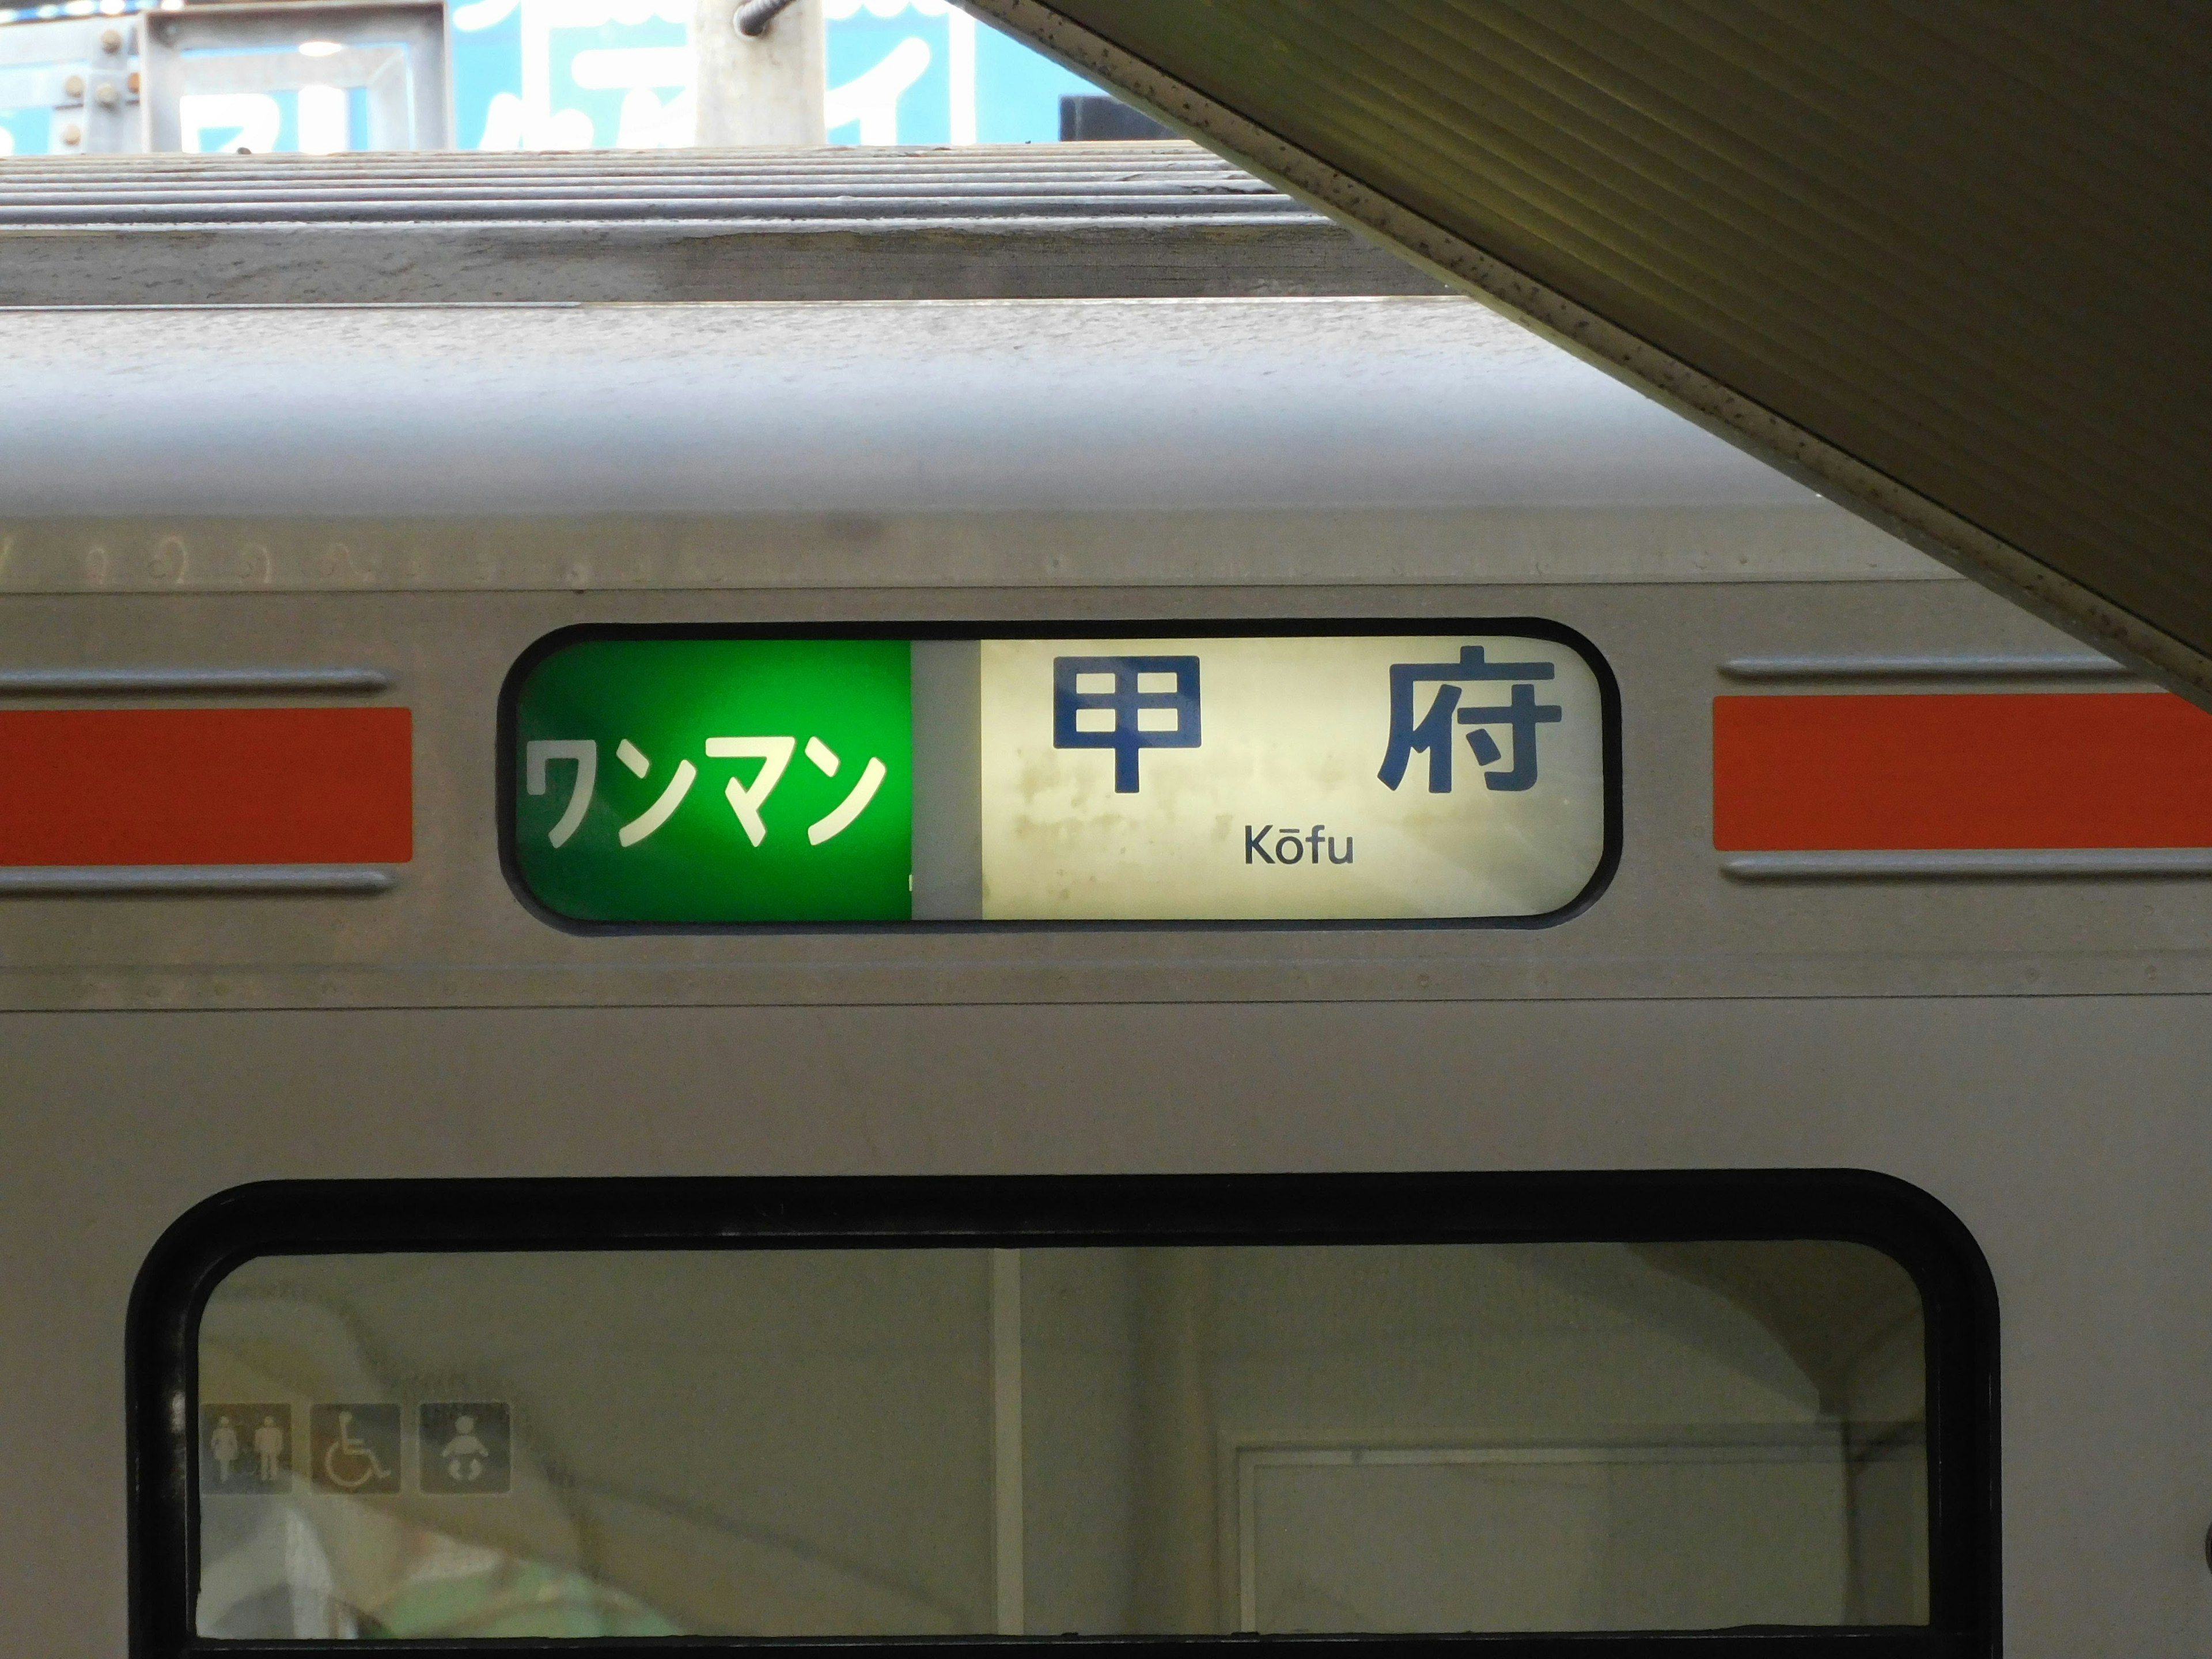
[504,628,1617,926]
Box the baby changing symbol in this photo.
[419,1401,512,1494]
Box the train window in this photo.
[132,1175,1997,1656]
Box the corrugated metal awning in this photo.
[967,1,2212,700]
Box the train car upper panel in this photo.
[0,297,1841,524]
[3,295,2207,1009]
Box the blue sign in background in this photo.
[0,0,1097,154]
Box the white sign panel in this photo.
[978,632,1613,922]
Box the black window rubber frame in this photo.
[493,618,1624,935]
[128,1171,1998,1659]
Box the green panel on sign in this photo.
[512,638,912,923]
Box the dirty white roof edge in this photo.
[2,297,1861,520]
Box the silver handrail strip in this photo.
[1721,849,2212,880]
[0,865,395,893]
[0,146,1320,227]
[4,200,1324,226]
[0,667,390,694]
[1720,653,2133,680]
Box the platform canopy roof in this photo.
[967,1,2212,700]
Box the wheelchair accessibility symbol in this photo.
[309,1403,401,1494]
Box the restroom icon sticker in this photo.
[200,1403,292,1495]
[419,1401,512,1495]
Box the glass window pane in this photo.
[195,1241,1925,1639]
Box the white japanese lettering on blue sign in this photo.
[0,0,1093,154]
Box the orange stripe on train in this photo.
[0,707,412,866]
[1713,692,2212,851]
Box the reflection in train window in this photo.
[195,1241,1926,1638]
